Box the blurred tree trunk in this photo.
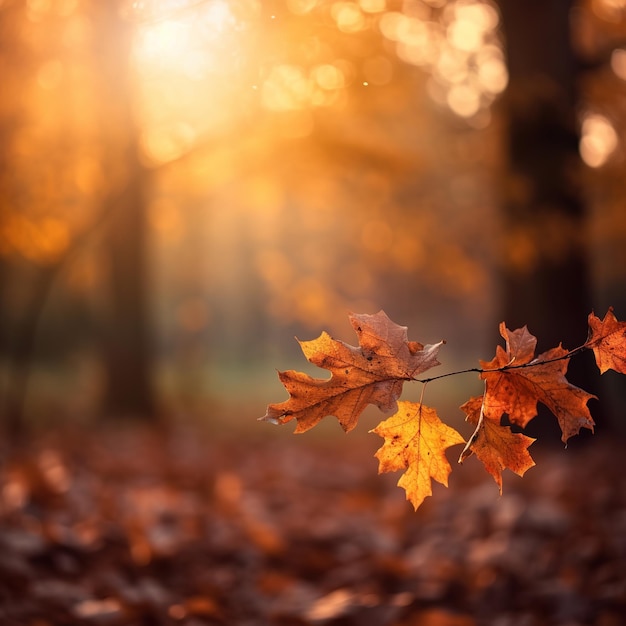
[0,0,31,437]
[91,0,157,420]
[496,0,604,436]
[0,3,17,414]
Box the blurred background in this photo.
[1,0,625,436]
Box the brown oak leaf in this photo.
[371,401,464,510]
[586,307,626,374]
[458,396,535,494]
[260,311,444,433]
[480,324,595,443]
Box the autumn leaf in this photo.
[260,311,444,433]
[586,307,626,375]
[261,306,626,512]
[458,396,535,494]
[480,324,595,443]
[371,401,464,510]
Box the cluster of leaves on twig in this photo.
[260,308,626,510]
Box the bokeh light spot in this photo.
[312,64,345,90]
[447,84,481,117]
[447,18,483,52]
[611,48,626,80]
[331,2,366,33]
[359,0,385,13]
[580,113,618,167]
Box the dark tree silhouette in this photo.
[496,0,606,434]
[91,0,157,420]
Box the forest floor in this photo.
[0,424,625,626]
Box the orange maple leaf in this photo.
[371,401,464,510]
[260,311,444,433]
[458,396,535,494]
[480,324,595,443]
[586,307,626,375]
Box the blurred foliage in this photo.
[0,0,625,425]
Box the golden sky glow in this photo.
[130,0,260,164]
[128,0,509,167]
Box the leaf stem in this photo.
[458,385,486,464]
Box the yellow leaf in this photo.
[371,401,464,510]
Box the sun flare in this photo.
[130,0,260,165]
[132,0,243,77]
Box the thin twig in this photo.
[414,342,590,385]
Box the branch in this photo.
[415,342,590,384]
